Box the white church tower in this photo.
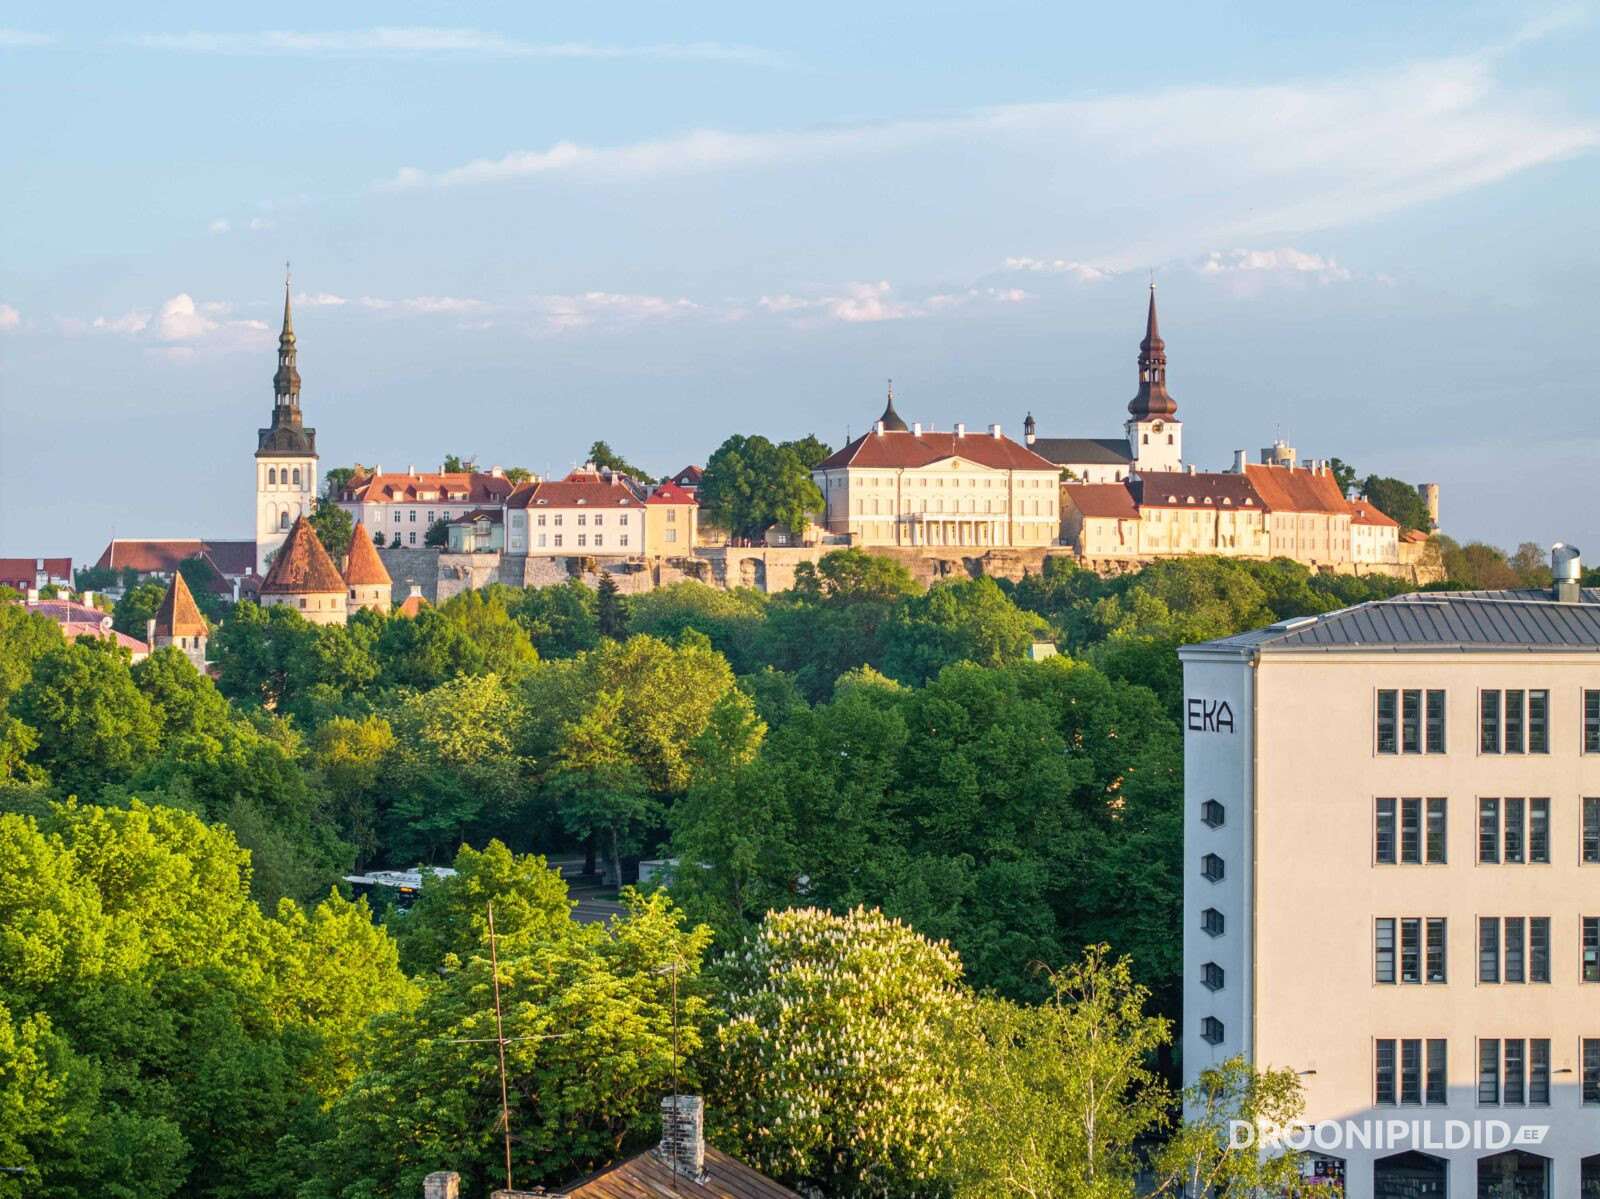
[254,272,319,574]
[1125,282,1182,474]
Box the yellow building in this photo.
[811,391,1061,548]
[643,482,698,556]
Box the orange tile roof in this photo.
[816,427,1057,472]
[260,518,346,595]
[1242,463,1350,514]
[1063,482,1140,519]
[396,592,428,618]
[152,572,208,638]
[94,539,256,576]
[558,1145,803,1198]
[1348,500,1399,527]
[341,523,392,586]
[508,469,644,509]
[646,481,698,506]
[343,470,514,506]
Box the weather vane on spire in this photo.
[1149,269,1155,290]
[285,260,292,289]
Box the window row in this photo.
[1374,688,1600,755]
[1373,917,1599,985]
[1372,796,1600,864]
[531,534,628,549]
[1374,1038,1600,1106]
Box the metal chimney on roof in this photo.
[1552,543,1582,604]
[1232,449,1247,474]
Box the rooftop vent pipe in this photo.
[1552,543,1582,604]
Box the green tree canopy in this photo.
[587,439,651,481]
[1359,474,1432,534]
[698,434,824,540]
[311,497,355,560]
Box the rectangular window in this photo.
[1505,798,1525,863]
[578,514,587,526]
[1504,917,1525,983]
[1481,690,1501,754]
[1426,799,1447,863]
[1586,797,1600,864]
[1376,919,1396,984]
[537,514,546,526]
[577,534,587,547]
[594,534,603,547]
[1529,917,1549,983]
[537,534,546,548]
[1427,918,1447,983]
[1376,1039,1397,1105]
[1585,1039,1600,1105]
[666,528,677,543]
[594,514,604,526]
[1587,690,1600,754]
[409,509,417,522]
[1505,690,1525,753]
[1401,690,1422,754]
[1529,798,1549,864]
[554,514,563,526]
[620,535,629,547]
[553,534,562,548]
[1378,691,1398,754]
[620,513,629,525]
[1479,1039,1500,1104]
[1426,690,1446,753]
[1480,918,1500,983]
[1400,1039,1422,1105]
[1479,798,1499,863]
[408,531,417,545]
[1584,917,1599,983]
[1529,1040,1549,1105]
[1504,1039,1525,1105]
[1426,1039,1447,1106]
[1400,918,1422,984]
[1401,799,1422,863]
[1376,799,1397,864]
[1528,690,1548,753]
[393,510,401,522]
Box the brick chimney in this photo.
[657,1095,706,1181]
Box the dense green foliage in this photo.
[1360,474,1433,533]
[698,433,829,539]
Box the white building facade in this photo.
[1180,575,1600,1198]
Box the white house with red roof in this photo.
[504,466,646,557]
[811,387,1061,549]
[336,466,518,548]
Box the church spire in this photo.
[1128,281,1177,419]
[877,378,909,432]
[273,264,301,415]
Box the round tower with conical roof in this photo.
[342,522,392,615]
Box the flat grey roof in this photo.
[1187,589,1600,653]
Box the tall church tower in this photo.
[1125,283,1182,474]
[254,272,319,574]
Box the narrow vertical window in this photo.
[1376,1039,1397,1105]
[1400,918,1422,984]
[1528,690,1548,753]
[1479,798,1500,863]
[1529,917,1549,983]
[1585,1039,1600,1104]
[1504,1039,1525,1105]
[1584,917,1599,983]
[1377,690,1398,754]
[1376,799,1397,864]
[1479,1039,1500,1104]
[1426,918,1448,983]
[1479,917,1500,983]
[1401,799,1422,864]
[1530,1040,1550,1105]
[1426,690,1446,753]
[1586,797,1600,864]
[1375,919,1396,984]
[1426,799,1447,864]
[1400,1039,1423,1105]
[1480,690,1501,754]
[1504,798,1526,864]
[1528,798,1549,864]
[1426,1039,1448,1105]
[1586,690,1600,754]
[1401,690,1422,754]
[1504,917,1525,984]
[1505,690,1525,753]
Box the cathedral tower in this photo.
[1125,283,1182,474]
[254,271,319,574]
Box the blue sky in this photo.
[2,1,1596,563]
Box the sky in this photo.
[2,1,1597,565]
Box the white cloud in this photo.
[1003,258,1116,281]
[757,281,1030,323]
[208,218,231,233]
[154,293,271,351]
[91,309,151,334]
[1196,247,1353,282]
[0,29,53,47]
[248,217,274,231]
[358,295,490,315]
[0,304,20,329]
[386,37,1597,270]
[124,28,781,65]
[294,292,348,307]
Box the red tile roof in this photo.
[0,557,72,588]
[9,599,146,655]
[1243,463,1350,515]
[1063,482,1140,520]
[341,523,393,586]
[558,1145,803,1198]
[646,482,698,506]
[260,518,347,595]
[1348,499,1399,527]
[396,592,427,618]
[1130,471,1266,510]
[152,572,208,638]
[343,470,514,506]
[816,428,1057,472]
[508,469,644,510]
[672,464,703,486]
[94,539,256,576]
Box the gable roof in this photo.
[1188,590,1600,654]
[672,464,703,486]
[1129,471,1265,510]
[1348,499,1399,528]
[508,469,644,510]
[342,523,393,586]
[1028,437,1133,467]
[1063,482,1140,520]
[1242,463,1349,515]
[260,518,346,595]
[152,572,208,638]
[816,428,1058,472]
[342,470,515,506]
[646,482,698,506]
[94,539,257,577]
[558,1145,804,1199]
[0,558,73,586]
